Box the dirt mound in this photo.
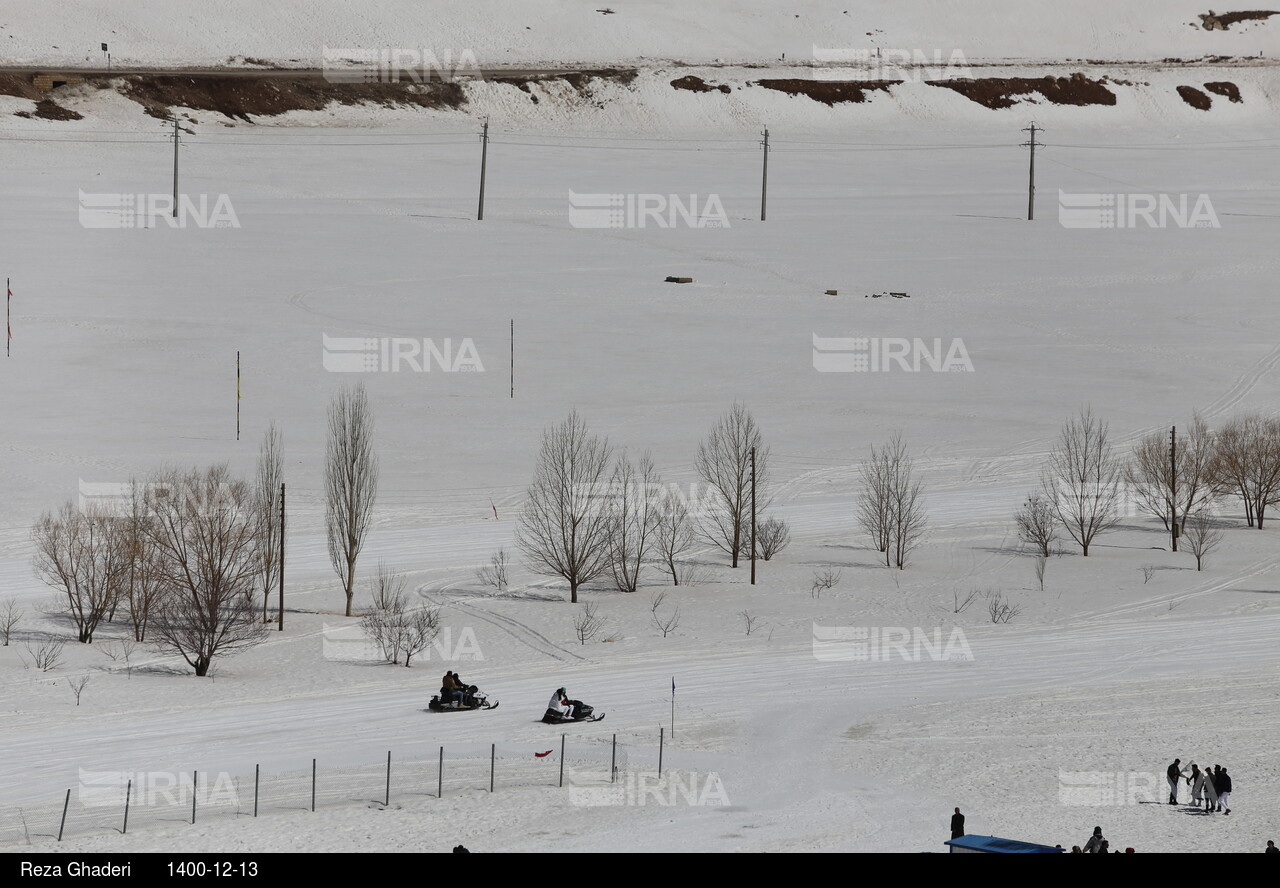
[1199,10,1280,29]
[1177,84,1213,109]
[1204,80,1243,101]
[121,75,467,121]
[0,73,44,101]
[755,79,897,105]
[928,73,1116,108]
[671,75,730,94]
[490,69,637,106]
[14,99,83,120]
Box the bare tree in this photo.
[325,384,379,617]
[1141,563,1156,584]
[857,444,894,561]
[1127,414,1217,538]
[738,610,761,635]
[1211,413,1280,529]
[255,423,284,621]
[475,548,510,594]
[649,591,681,638]
[810,567,841,599]
[605,453,660,594]
[858,434,926,568]
[650,488,697,586]
[1042,408,1122,556]
[117,478,164,643]
[755,516,790,561]
[361,565,442,667]
[572,601,606,645]
[1015,492,1058,557]
[1032,553,1047,591]
[0,598,21,646]
[1183,510,1224,571]
[32,502,128,643]
[695,402,771,567]
[67,675,90,706]
[516,410,615,603]
[146,465,269,676]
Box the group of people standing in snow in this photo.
[1168,759,1232,814]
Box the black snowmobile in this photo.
[541,699,604,724]
[429,685,498,712]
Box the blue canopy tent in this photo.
[945,835,1064,853]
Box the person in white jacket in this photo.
[548,687,575,720]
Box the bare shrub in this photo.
[1015,492,1058,557]
[649,591,681,638]
[986,591,1022,624]
[755,516,790,561]
[67,675,90,706]
[24,638,66,672]
[475,548,510,594]
[738,610,761,636]
[573,601,606,645]
[810,568,841,599]
[953,588,979,614]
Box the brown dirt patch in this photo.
[671,75,730,94]
[0,73,44,101]
[1204,81,1243,101]
[14,99,83,120]
[1199,10,1280,29]
[1177,84,1213,109]
[120,75,468,121]
[755,79,897,105]
[926,73,1116,109]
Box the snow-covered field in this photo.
[2,1,1280,857]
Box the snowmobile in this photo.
[429,685,498,712]
[541,699,604,724]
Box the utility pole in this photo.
[509,318,514,399]
[172,117,179,218]
[1170,426,1178,552]
[760,127,769,222]
[750,446,757,585]
[278,482,285,630]
[1020,122,1041,221]
[477,118,489,221]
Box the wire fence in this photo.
[0,730,682,847]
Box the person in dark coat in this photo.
[1217,767,1232,815]
[1167,759,1187,804]
[1083,826,1105,853]
[950,807,965,839]
[1265,840,1277,853]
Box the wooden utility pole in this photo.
[477,119,489,221]
[1170,426,1178,552]
[277,482,285,630]
[510,318,514,398]
[172,118,179,218]
[750,446,757,584]
[1021,122,1041,221]
[760,127,769,221]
